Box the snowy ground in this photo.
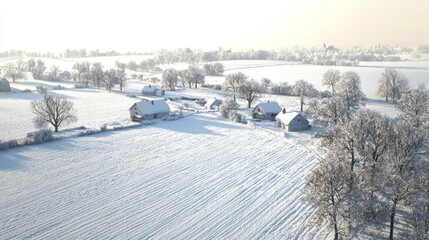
[0,113,329,239]
[0,58,425,239]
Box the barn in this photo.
[275,109,310,131]
[252,101,282,120]
[129,100,170,121]
[205,98,222,110]
[142,84,165,96]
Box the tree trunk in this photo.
[188,82,192,88]
[120,82,123,91]
[333,223,339,240]
[300,98,304,112]
[54,125,59,132]
[233,94,236,101]
[248,101,251,108]
[389,197,398,240]
[195,79,198,89]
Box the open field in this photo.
[0,113,329,239]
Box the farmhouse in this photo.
[205,98,222,109]
[275,109,310,131]
[129,100,170,121]
[252,101,282,120]
[142,84,165,96]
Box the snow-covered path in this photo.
[0,114,329,239]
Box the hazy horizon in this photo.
[0,0,428,53]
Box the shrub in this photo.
[0,139,19,151]
[36,85,48,94]
[26,130,54,144]
[22,89,32,93]
[213,84,222,90]
[219,99,239,118]
[52,85,65,90]
[228,110,241,122]
[126,94,136,98]
[74,84,87,88]
[0,78,11,92]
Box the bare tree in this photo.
[50,65,60,80]
[161,68,178,90]
[72,62,91,82]
[90,62,104,88]
[377,68,409,103]
[322,69,341,95]
[338,71,366,112]
[2,62,25,82]
[115,61,127,91]
[103,69,118,93]
[305,158,353,240]
[293,79,314,112]
[30,93,78,132]
[396,84,429,129]
[239,79,262,108]
[222,72,248,100]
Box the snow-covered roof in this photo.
[254,102,282,113]
[142,85,158,92]
[131,100,170,115]
[275,111,302,124]
[205,98,221,108]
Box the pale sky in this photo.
[0,0,428,52]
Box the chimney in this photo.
[282,108,286,114]
[151,100,154,105]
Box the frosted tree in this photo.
[183,66,204,89]
[381,121,424,240]
[114,61,127,91]
[322,69,341,95]
[161,68,178,90]
[30,93,77,132]
[239,79,262,108]
[103,69,118,93]
[219,99,239,118]
[222,72,248,100]
[72,62,91,82]
[2,62,25,82]
[260,77,272,93]
[293,80,314,112]
[377,68,409,103]
[90,62,104,88]
[305,158,353,240]
[337,71,366,112]
[396,84,429,129]
[50,65,60,80]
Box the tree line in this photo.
[304,73,429,239]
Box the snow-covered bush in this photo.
[26,130,54,144]
[52,85,65,90]
[126,94,136,98]
[219,99,239,118]
[78,129,101,136]
[228,110,241,123]
[195,99,206,106]
[247,120,255,129]
[0,139,19,151]
[0,78,11,92]
[74,84,87,88]
[22,89,32,93]
[36,85,48,94]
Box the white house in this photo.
[252,101,282,120]
[275,109,310,131]
[142,84,165,96]
[129,100,170,121]
[205,98,222,110]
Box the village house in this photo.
[129,100,170,121]
[275,108,310,131]
[205,98,222,110]
[252,101,282,120]
[141,84,165,96]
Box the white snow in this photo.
[0,114,329,239]
[254,101,282,113]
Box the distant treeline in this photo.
[1,44,428,66]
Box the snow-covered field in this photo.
[0,113,329,239]
[0,57,426,239]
